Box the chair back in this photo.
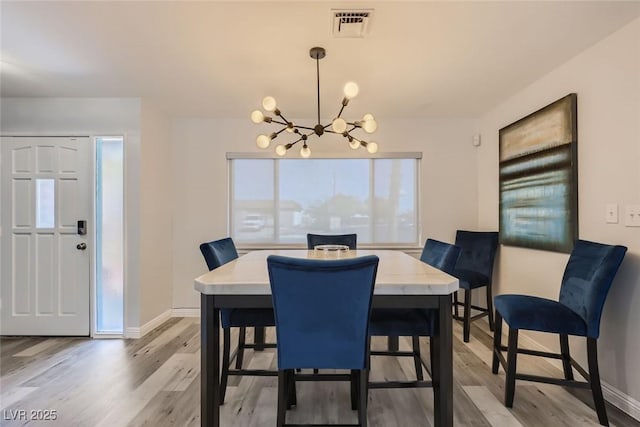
[454,230,499,282]
[420,239,461,275]
[199,237,239,271]
[559,240,627,338]
[267,255,379,370]
[307,233,357,250]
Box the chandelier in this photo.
[250,47,379,158]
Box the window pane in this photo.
[36,179,55,228]
[230,157,419,245]
[374,159,417,243]
[279,159,370,243]
[96,137,124,333]
[232,160,274,243]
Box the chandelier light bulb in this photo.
[275,144,287,156]
[362,118,378,134]
[349,140,360,150]
[300,145,311,158]
[343,82,359,99]
[251,110,265,124]
[262,96,277,112]
[366,142,379,154]
[332,118,347,133]
[363,113,374,122]
[256,134,271,149]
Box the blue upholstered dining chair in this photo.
[452,230,499,342]
[307,233,357,250]
[267,255,379,427]
[368,239,460,388]
[199,237,276,404]
[492,240,627,426]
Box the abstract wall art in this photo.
[499,93,578,253]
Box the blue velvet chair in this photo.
[267,255,379,427]
[452,230,499,342]
[305,233,358,375]
[307,233,357,250]
[492,240,627,426]
[368,239,460,388]
[199,237,276,404]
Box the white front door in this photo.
[1,136,91,335]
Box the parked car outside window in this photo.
[242,214,265,231]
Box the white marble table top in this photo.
[194,249,459,296]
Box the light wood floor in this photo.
[1,318,638,427]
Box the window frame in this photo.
[227,152,422,250]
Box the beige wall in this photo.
[477,18,640,407]
[139,100,173,325]
[170,117,480,309]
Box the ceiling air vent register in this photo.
[332,9,373,38]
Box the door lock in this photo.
[76,243,87,250]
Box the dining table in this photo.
[194,249,459,427]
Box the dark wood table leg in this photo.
[434,294,453,427]
[201,294,220,427]
[387,336,399,352]
[254,327,266,351]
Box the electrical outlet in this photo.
[606,204,618,224]
[625,205,640,227]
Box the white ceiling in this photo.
[2,1,639,120]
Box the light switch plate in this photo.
[625,205,640,227]
[606,204,618,224]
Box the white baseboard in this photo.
[602,382,640,421]
[125,309,172,339]
[517,329,640,421]
[172,308,200,317]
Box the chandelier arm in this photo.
[344,130,364,143]
[277,111,291,124]
[271,119,289,126]
[274,127,289,136]
[292,125,316,131]
[335,104,347,119]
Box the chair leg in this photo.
[350,370,358,410]
[235,327,246,369]
[560,334,574,381]
[463,289,472,342]
[277,371,288,427]
[412,336,424,381]
[486,285,494,332]
[220,328,231,405]
[492,310,502,374]
[357,369,368,427]
[587,338,609,426]
[505,327,519,407]
[287,370,297,409]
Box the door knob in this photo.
[76,243,87,250]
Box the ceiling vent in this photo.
[332,9,373,38]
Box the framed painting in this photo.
[499,93,578,253]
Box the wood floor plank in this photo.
[1,317,638,427]
[463,385,524,427]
